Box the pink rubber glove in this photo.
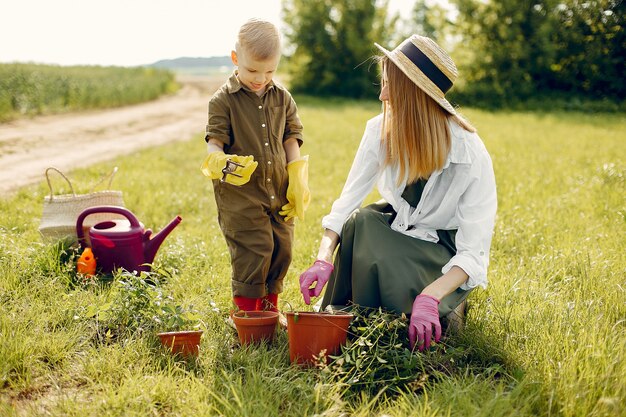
[299,260,334,305]
[408,294,442,351]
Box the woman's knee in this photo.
[351,206,385,227]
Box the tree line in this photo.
[281,0,625,110]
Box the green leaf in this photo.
[84,305,99,318]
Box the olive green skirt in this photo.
[321,181,469,317]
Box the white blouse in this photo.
[322,114,497,290]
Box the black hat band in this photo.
[399,41,453,94]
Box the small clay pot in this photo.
[286,312,353,366]
[232,311,279,345]
[157,330,203,357]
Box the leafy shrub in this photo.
[84,269,200,344]
[316,307,423,398]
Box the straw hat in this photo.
[375,35,458,115]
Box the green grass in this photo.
[0,63,178,122]
[1,99,625,416]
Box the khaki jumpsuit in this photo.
[205,72,303,298]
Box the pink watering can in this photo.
[76,206,181,274]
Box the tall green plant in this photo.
[282,0,397,98]
[546,0,625,98]
[0,63,178,122]
[407,0,451,44]
[449,0,624,107]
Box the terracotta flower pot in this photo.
[157,330,203,357]
[232,310,279,345]
[286,311,353,366]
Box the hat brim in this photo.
[375,42,456,116]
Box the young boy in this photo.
[201,18,309,313]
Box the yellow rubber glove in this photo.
[279,155,310,221]
[201,151,258,186]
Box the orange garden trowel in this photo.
[76,247,97,277]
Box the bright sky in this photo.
[1,0,417,67]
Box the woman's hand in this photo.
[299,260,334,305]
[408,294,442,351]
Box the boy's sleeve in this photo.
[283,93,303,146]
[205,92,231,146]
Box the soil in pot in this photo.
[286,311,353,366]
[157,330,203,357]
[232,311,279,345]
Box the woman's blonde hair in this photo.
[236,19,281,60]
[381,56,475,184]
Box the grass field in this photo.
[1,98,625,416]
[0,63,178,122]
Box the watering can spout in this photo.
[144,215,182,264]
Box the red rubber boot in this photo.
[260,293,279,312]
[233,296,259,312]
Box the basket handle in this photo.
[88,166,119,192]
[45,167,76,201]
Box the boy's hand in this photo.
[279,155,310,221]
[201,151,258,186]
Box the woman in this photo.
[299,35,497,351]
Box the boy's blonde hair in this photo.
[381,56,475,184]
[236,19,281,60]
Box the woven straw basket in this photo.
[39,167,126,242]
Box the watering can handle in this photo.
[76,205,141,246]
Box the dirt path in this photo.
[0,75,222,195]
